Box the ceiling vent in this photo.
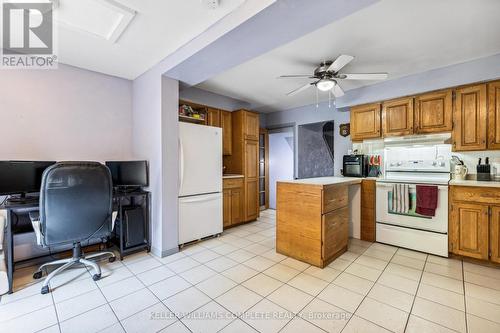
[54,0,136,43]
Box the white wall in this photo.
[269,129,294,209]
[0,64,133,161]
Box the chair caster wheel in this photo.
[108,256,116,263]
[41,286,50,294]
[33,271,43,279]
[92,274,101,281]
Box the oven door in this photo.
[376,182,448,233]
[343,163,362,177]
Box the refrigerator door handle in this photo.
[181,194,221,203]
[179,138,185,194]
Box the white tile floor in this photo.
[2,209,500,333]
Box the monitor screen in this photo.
[0,161,56,196]
[105,161,148,187]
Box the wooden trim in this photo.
[488,81,500,149]
[259,128,269,210]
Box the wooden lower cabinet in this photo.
[490,206,500,264]
[245,179,259,221]
[223,178,244,228]
[361,179,376,242]
[449,186,500,263]
[450,202,489,260]
[276,182,349,268]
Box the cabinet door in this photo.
[382,97,414,137]
[360,179,376,242]
[488,81,500,150]
[244,140,259,179]
[350,103,381,141]
[450,202,489,260]
[220,111,232,155]
[223,188,232,228]
[414,89,452,134]
[244,112,260,141]
[231,187,244,225]
[453,84,487,151]
[206,108,220,127]
[490,206,500,263]
[322,206,349,261]
[245,179,259,221]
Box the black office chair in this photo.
[29,162,116,294]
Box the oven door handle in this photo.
[376,182,448,190]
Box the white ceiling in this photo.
[197,0,500,112]
[53,0,247,79]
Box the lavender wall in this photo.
[264,104,352,177]
[0,64,133,161]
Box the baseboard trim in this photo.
[150,246,179,258]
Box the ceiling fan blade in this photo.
[286,82,313,96]
[277,75,314,79]
[327,55,354,73]
[332,83,345,98]
[341,73,388,80]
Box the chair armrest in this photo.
[29,211,44,246]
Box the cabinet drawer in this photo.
[451,186,500,205]
[322,206,349,261]
[223,178,244,189]
[322,185,348,213]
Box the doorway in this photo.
[268,126,295,209]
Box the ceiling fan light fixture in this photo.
[316,79,335,92]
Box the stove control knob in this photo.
[439,161,446,167]
[390,162,395,167]
[397,162,402,166]
[432,161,437,166]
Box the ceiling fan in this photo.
[279,55,388,97]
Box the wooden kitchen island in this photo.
[276,177,362,268]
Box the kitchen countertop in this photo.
[223,174,244,179]
[278,176,364,186]
[449,179,500,187]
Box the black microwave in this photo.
[343,155,368,177]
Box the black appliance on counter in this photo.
[342,155,369,177]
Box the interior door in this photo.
[490,206,500,263]
[450,202,489,260]
[179,123,222,197]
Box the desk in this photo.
[1,190,150,294]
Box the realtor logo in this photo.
[2,1,57,68]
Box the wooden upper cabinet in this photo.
[450,202,489,260]
[453,84,487,151]
[382,97,414,137]
[488,81,500,150]
[245,140,259,179]
[490,206,500,264]
[350,103,381,141]
[414,89,453,134]
[220,111,232,155]
[243,111,260,141]
[206,108,220,127]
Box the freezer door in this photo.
[179,193,223,244]
[179,123,222,197]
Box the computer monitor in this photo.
[0,161,56,197]
[105,161,149,189]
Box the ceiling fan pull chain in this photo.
[316,88,319,109]
[328,90,331,108]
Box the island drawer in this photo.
[322,184,348,213]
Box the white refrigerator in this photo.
[178,122,223,245]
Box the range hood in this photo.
[382,133,452,146]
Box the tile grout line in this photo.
[402,252,428,333]
[462,259,468,333]
[339,245,400,333]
